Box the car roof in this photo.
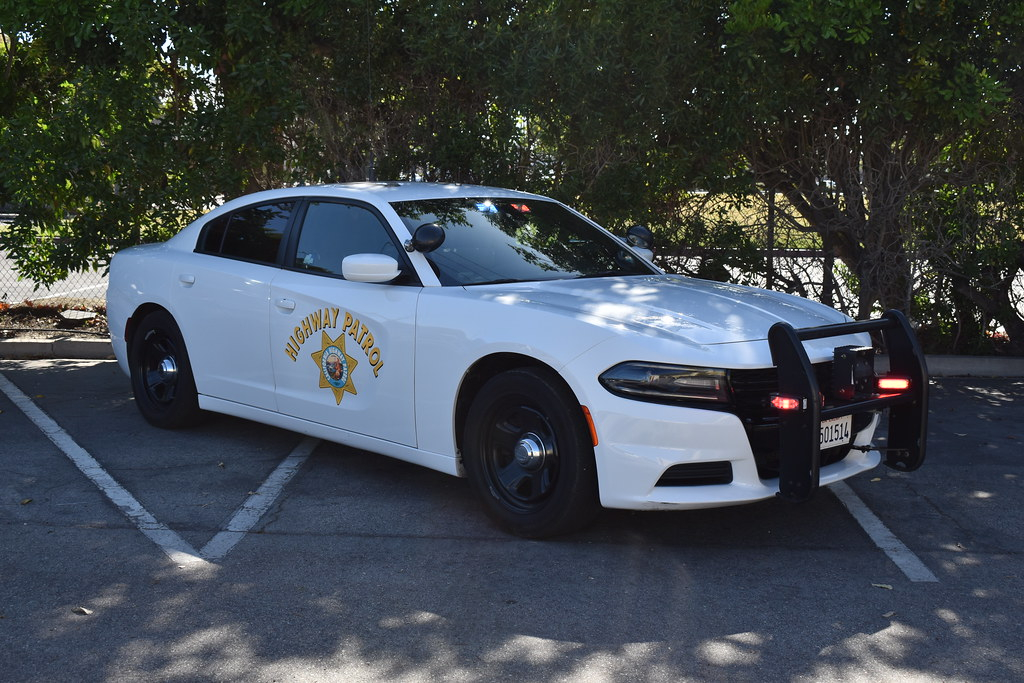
[165,182,559,252]
[217,182,549,212]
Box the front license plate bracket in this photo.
[820,415,852,450]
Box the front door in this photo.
[269,199,420,446]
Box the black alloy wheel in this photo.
[464,367,600,538]
[129,310,203,429]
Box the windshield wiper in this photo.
[574,270,627,279]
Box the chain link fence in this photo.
[1,214,108,338]
[0,260,107,310]
[1,216,107,309]
[1,212,842,315]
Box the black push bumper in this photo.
[767,310,928,502]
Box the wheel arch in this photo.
[457,353,601,537]
[124,303,172,353]
[454,352,579,459]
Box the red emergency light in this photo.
[877,376,912,392]
[770,394,804,411]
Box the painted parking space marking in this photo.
[830,480,939,582]
[0,372,205,565]
[0,371,316,565]
[2,368,938,576]
[200,436,318,561]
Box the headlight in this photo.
[599,362,730,403]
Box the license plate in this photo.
[820,415,852,450]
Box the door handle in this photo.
[178,273,196,286]
[275,298,296,311]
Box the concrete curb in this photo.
[1,338,1023,377]
[873,354,1024,378]
[0,336,115,361]
[920,355,1024,378]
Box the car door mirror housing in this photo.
[342,254,401,283]
[404,223,445,253]
[625,224,655,262]
[626,224,654,250]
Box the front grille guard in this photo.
[767,310,928,503]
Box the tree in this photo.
[0,1,539,285]
[494,1,743,222]
[724,0,1021,322]
[0,1,221,283]
[3,1,1022,354]
[912,146,1024,354]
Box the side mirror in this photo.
[625,224,655,262]
[404,223,445,253]
[626,224,654,250]
[342,254,401,283]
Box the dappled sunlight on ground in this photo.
[2,367,1022,681]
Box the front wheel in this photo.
[128,310,204,429]
[463,367,600,538]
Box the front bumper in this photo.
[590,398,881,510]
[585,310,926,511]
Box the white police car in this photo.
[107,182,928,537]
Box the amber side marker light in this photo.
[877,376,912,392]
[580,405,599,446]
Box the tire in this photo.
[128,310,204,429]
[463,367,600,538]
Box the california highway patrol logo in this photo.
[284,307,385,405]
[311,331,358,404]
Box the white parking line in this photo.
[0,371,317,565]
[2,367,938,576]
[830,480,939,582]
[200,436,318,561]
[0,372,207,566]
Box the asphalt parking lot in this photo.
[1,359,1022,682]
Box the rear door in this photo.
[172,200,295,410]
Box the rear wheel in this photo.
[463,367,600,538]
[129,310,204,429]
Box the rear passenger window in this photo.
[197,202,294,264]
[198,215,229,253]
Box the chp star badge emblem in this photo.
[311,330,358,404]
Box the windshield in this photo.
[391,198,656,286]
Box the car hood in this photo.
[477,275,850,347]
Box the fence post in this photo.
[766,189,776,291]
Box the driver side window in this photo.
[292,201,403,278]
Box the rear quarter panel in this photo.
[107,244,178,375]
